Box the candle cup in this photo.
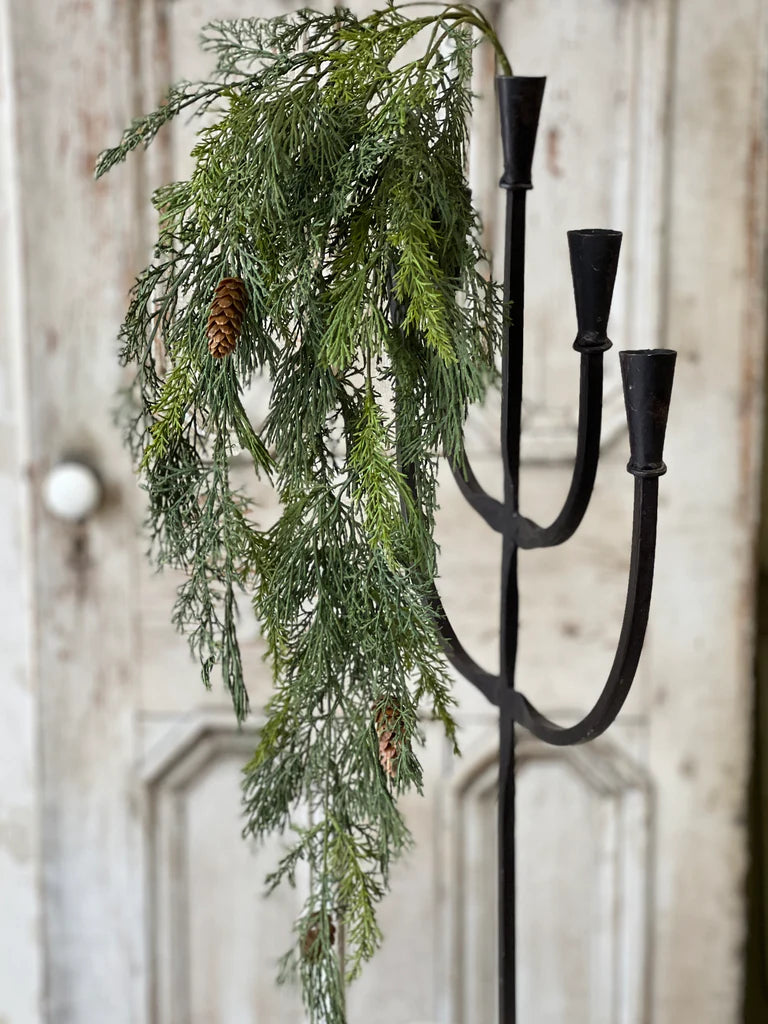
[496,76,546,190]
[620,348,677,476]
[569,228,623,352]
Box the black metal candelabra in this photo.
[435,77,676,1024]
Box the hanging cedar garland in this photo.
[96,6,510,1022]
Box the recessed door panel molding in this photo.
[142,711,307,1024]
[465,0,673,462]
[438,730,652,1024]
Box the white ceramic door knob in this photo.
[42,461,103,522]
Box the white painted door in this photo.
[1,1,766,1022]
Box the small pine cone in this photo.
[375,705,399,780]
[206,277,248,358]
[302,913,336,960]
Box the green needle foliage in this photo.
[97,5,507,1020]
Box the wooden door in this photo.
[1,1,766,1022]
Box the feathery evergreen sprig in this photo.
[97,6,506,1020]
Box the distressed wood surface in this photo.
[646,3,768,1020]
[0,1,43,1020]
[6,0,150,1019]
[1,0,767,1021]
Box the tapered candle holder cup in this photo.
[621,348,677,476]
[497,76,546,190]
[569,228,623,352]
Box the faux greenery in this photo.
[97,5,508,1020]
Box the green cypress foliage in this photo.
[96,6,508,1020]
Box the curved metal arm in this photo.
[512,352,604,549]
[449,453,504,532]
[509,474,658,745]
[430,586,501,705]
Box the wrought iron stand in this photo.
[436,77,677,1023]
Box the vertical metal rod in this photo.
[498,710,516,1024]
[499,187,526,1024]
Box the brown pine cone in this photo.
[206,276,248,358]
[375,705,399,780]
[302,913,336,960]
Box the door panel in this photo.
[142,715,306,1023]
